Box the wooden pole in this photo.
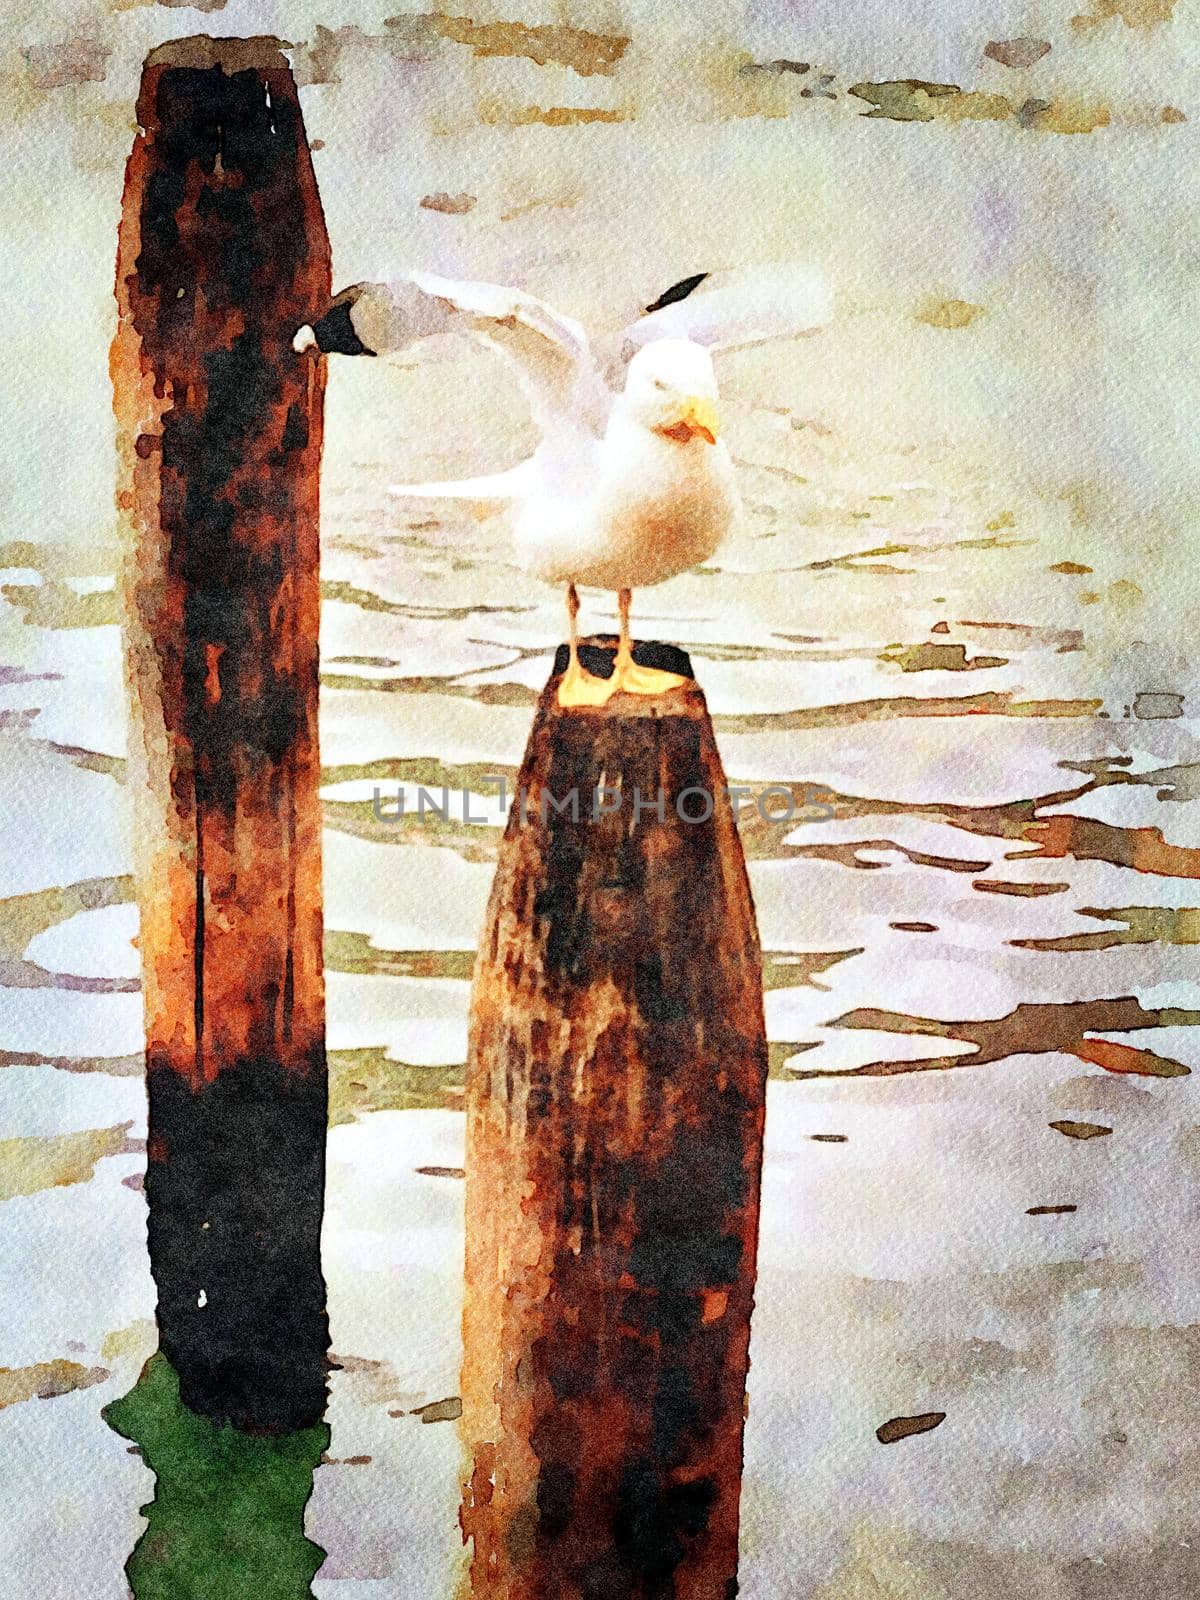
[112,36,331,1433]
[460,641,769,1599]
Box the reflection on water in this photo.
[4,349,1200,1594]
[104,1355,329,1600]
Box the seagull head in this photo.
[293,284,379,357]
[620,339,720,446]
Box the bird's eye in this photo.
[653,378,667,391]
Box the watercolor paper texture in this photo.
[1,1,1198,1596]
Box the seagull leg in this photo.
[557,583,611,709]
[610,588,688,697]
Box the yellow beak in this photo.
[659,395,719,446]
[679,395,719,445]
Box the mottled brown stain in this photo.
[415,1396,464,1424]
[762,948,863,989]
[0,1360,110,1409]
[0,1122,139,1200]
[715,691,1100,737]
[914,298,986,330]
[793,997,1195,1080]
[1019,904,1200,953]
[1049,1120,1112,1140]
[423,15,629,76]
[880,640,1005,671]
[420,190,478,214]
[848,75,1128,134]
[24,38,112,90]
[849,79,962,120]
[790,839,990,874]
[1025,98,1111,133]
[461,649,767,1599]
[973,879,1070,897]
[494,105,629,128]
[1021,815,1200,880]
[0,873,135,994]
[876,1412,946,1444]
[984,38,1052,69]
[1071,1037,1189,1077]
[1072,0,1178,30]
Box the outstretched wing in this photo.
[334,270,612,442]
[610,261,833,366]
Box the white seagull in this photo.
[295,263,832,706]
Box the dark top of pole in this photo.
[551,636,695,683]
[145,35,293,72]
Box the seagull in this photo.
[295,263,832,706]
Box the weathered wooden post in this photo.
[112,36,331,1432]
[461,641,769,1598]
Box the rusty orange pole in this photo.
[112,36,331,1432]
[461,641,769,1597]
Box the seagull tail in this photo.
[387,461,533,503]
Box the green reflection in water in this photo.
[104,1353,329,1600]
